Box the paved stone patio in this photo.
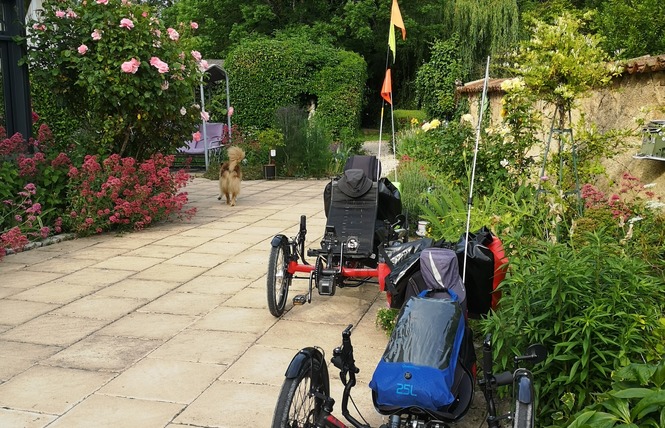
[0,176,487,427]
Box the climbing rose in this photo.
[96,0,108,4]
[149,57,169,74]
[91,29,102,40]
[167,28,179,41]
[190,22,198,29]
[191,50,202,61]
[119,18,134,29]
[192,131,201,142]
[55,10,66,18]
[121,58,140,74]
[77,44,88,55]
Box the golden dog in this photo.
[218,146,245,206]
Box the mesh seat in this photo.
[324,180,378,258]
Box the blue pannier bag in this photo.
[369,288,465,411]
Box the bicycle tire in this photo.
[267,244,291,317]
[272,358,324,428]
[513,399,533,428]
[513,374,534,428]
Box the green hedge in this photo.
[225,37,366,139]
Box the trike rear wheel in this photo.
[267,244,291,317]
[272,358,325,428]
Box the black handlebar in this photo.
[493,371,513,386]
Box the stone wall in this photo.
[460,67,665,198]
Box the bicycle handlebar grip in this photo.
[494,371,513,387]
[300,215,307,233]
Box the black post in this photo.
[0,0,32,139]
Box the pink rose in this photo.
[191,22,198,29]
[192,131,201,142]
[96,0,108,4]
[167,28,179,41]
[91,29,102,40]
[201,111,210,122]
[77,44,88,55]
[228,106,234,117]
[66,9,77,18]
[149,56,169,74]
[199,59,209,71]
[119,18,134,29]
[55,10,66,18]
[191,50,202,61]
[142,12,148,18]
[120,58,140,74]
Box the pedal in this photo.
[292,295,307,305]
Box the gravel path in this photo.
[363,140,399,178]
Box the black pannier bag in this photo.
[455,226,506,317]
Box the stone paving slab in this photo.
[0,174,488,427]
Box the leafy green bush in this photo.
[23,0,204,160]
[397,120,474,193]
[481,234,665,425]
[225,36,366,140]
[565,356,665,428]
[376,307,399,337]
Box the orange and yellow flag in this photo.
[388,0,406,62]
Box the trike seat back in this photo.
[324,169,378,258]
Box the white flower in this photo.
[627,216,643,224]
[645,200,665,210]
[421,121,431,132]
[500,159,509,168]
[643,183,656,189]
[180,107,186,115]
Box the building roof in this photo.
[457,54,665,95]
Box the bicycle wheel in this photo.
[267,244,291,317]
[272,358,325,428]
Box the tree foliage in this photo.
[593,0,665,59]
[508,13,614,112]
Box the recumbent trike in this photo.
[266,155,426,317]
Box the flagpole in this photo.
[462,56,491,284]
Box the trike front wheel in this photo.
[267,244,291,317]
[272,358,325,428]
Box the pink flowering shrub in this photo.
[24,0,204,160]
[65,153,196,235]
[0,126,68,259]
[576,172,665,273]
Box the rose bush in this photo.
[23,0,205,160]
